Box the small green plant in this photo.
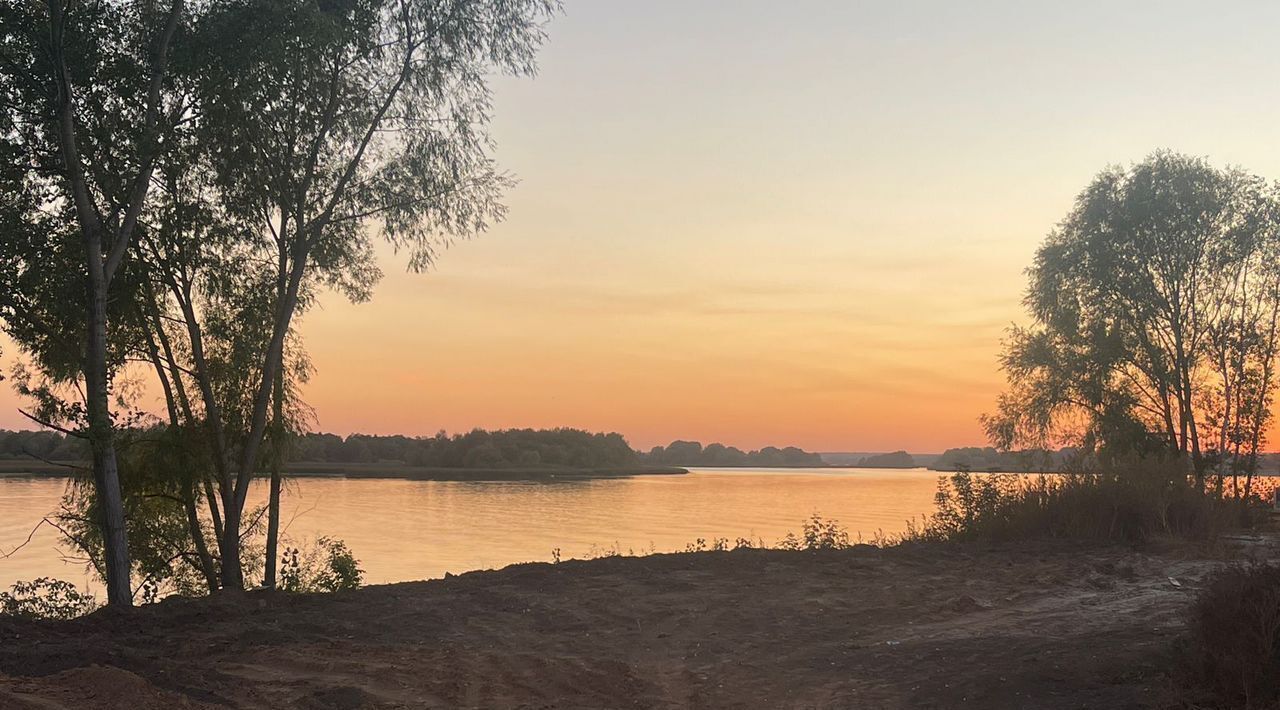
[682,537,731,552]
[802,514,850,549]
[776,532,802,551]
[684,538,707,552]
[584,542,622,559]
[277,536,363,593]
[0,578,97,620]
[776,515,850,551]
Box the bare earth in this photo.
[1,539,1275,709]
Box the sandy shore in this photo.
[2,538,1275,709]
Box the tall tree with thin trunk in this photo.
[134,0,558,589]
[0,0,187,606]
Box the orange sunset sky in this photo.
[6,1,1280,452]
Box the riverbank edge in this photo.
[3,538,1263,708]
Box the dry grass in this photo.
[1178,562,1280,709]
[907,461,1272,545]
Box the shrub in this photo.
[802,514,850,549]
[1179,563,1280,708]
[278,537,364,593]
[918,470,1020,541]
[777,515,850,550]
[0,578,97,620]
[911,462,1245,544]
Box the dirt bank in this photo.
[1,538,1276,709]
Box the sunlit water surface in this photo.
[0,467,950,593]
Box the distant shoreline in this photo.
[11,459,1267,480]
[0,459,688,482]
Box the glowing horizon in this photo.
[6,1,1280,453]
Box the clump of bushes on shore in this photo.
[907,462,1267,544]
[778,514,852,550]
[0,578,96,620]
[278,537,364,594]
[1178,562,1280,708]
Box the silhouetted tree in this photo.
[984,152,1280,487]
[132,0,558,590]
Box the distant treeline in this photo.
[642,440,825,467]
[0,428,638,470]
[852,447,1280,474]
[855,451,917,468]
[16,429,1187,474]
[929,447,1067,472]
[849,447,1094,472]
[293,429,638,469]
[0,429,828,470]
[0,430,87,461]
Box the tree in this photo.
[985,152,1280,486]
[0,0,188,606]
[133,0,558,590]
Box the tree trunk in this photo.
[218,506,243,590]
[85,258,132,606]
[264,369,285,589]
[183,483,219,593]
[223,237,308,588]
[143,310,219,593]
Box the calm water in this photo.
[0,467,946,593]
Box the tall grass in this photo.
[907,461,1271,544]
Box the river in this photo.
[0,467,949,593]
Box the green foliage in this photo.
[777,515,851,550]
[0,0,561,599]
[278,537,364,593]
[917,470,1021,541]
[52,424,272,601]
[0,578,97,620]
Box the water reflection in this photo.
[0,468,946,591]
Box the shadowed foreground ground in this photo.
[0,540,1268,709]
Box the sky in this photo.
[6,1,1280,452]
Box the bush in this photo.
[278,537,364,593]
[0,578,97,620]
[777,515,850,550]
[910,462,1245,544]
[1180,563,1280,708]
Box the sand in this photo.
[1,538,1274,709]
